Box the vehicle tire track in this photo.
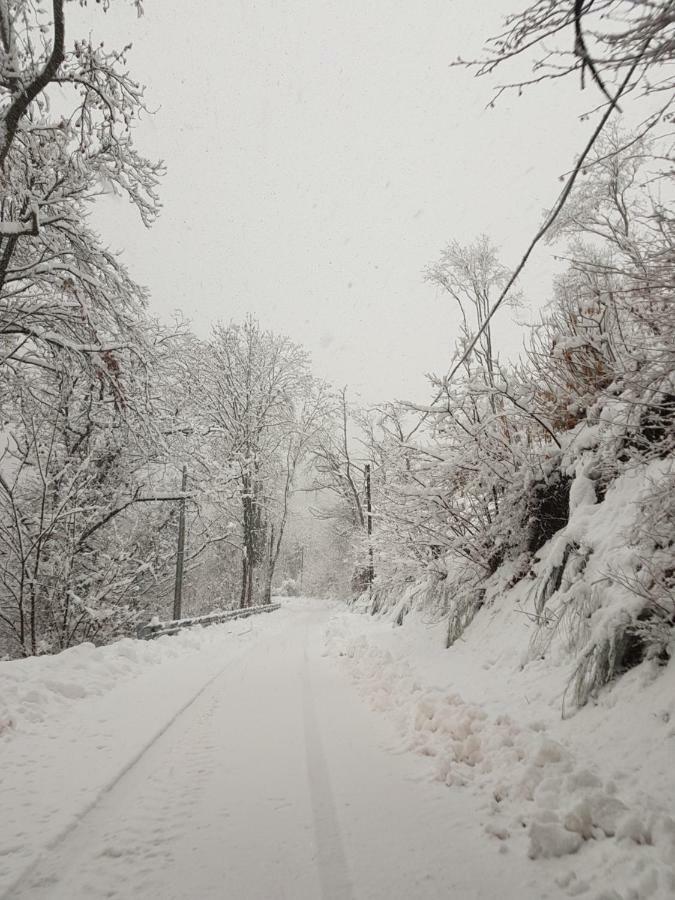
[302,633,353,900]
[3,654,239,900]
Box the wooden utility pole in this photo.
[365,463,374,591]
[173,465,188,620]
[299,546,304,593]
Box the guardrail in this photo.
[136,603,281,640]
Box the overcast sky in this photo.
[79,0,591,402]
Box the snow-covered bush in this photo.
[276,577,300,597]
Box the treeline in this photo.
[0,304,332,656]
[0,2,335,657]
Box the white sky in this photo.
[80,0,593,402]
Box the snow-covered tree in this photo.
[193,317,328,607]
[364,129,673,693]
[0,0,178,656]
[0,328,185,656]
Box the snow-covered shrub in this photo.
[276,577,300,597]
[357,130,673,704]
[446,584,486,647]
[517,458,674,711]
[564,470,674,708]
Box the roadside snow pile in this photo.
[325,618,675,900]
[0,624,237,735]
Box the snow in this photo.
[1,597,673,899]
[325,604,675,900]
[568,470,597,513]
[0,621,261,896]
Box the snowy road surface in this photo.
[1,600,550,900]
[3,598,673,899]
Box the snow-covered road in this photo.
[3,598,673,899]
[2,601,544,900]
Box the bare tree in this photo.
[425,235,522,391]
[457,0,675,123]
[311,387,366,530]
[195,317,327,607]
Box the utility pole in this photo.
[299,545,304,593]
[365,463,374,593]
[173,465,188,621]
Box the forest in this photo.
[0,0,672,722]
[0,4,674,899]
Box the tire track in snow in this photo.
[302,632,353,900]
[2,652,240,900]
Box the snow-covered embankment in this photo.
[324,596,675,899]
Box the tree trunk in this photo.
[239,554,248,608]
[245,564,254,607]
[261,523,275,605]
[240,553,254,608]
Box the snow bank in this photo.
[0,627,230,732]
[0,610,287,897]
[325,614,675,900]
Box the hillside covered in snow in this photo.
[344,456,675,897]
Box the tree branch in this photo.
[0,0,66,166]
